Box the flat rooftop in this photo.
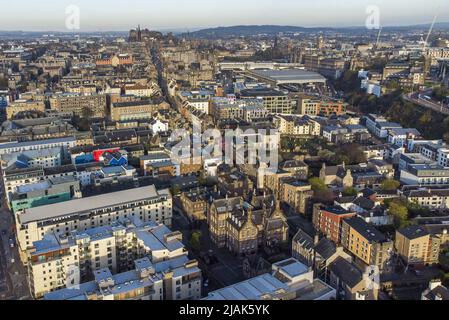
[135,225,184,252]
[17,181,51,194]
[248,69,326,85]
[0,136,75,152]
[204,273,288,300]
[18,185,169,224]
[274,258,309,278]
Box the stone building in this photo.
[208,191,289,256]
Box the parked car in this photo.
[8,237,15,248]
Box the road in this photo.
[0,210,31,300]
[0,232,9,299]
[0,176,31,300]
[403,92,449,115]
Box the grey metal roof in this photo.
[398,225,430,240]
[344,217,387,243]
[314,238,337,260]
[330,257,362,288]
[0,136,75,152]
[19,185,167,224]
[249,69,326,84]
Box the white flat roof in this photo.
[249,69,327,84]
[19,185,169,224]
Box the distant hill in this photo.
[181,23,449,39]
[181,25,334,38]
[1,22,449,40]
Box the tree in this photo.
[281,137,294,151]
[338,144,366,165]
[381,179,401,191]
[432,85,448,101]
[386,79,400,90]
[81,106,94,119]
[189,230,202,252]
[309,177,327,192]
[318,149,335,161]
[334,70,360,93]
[309,177,335,204]
[342,187,358,197]
[387,200,410,228]
[419,110,433,126]
[170,185,181,196]
[407,202,430,218]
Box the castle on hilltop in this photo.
[129,25,163,42]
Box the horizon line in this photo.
[0,22,448,34]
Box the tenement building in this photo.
[49,93,107,118]
[208,192,288,256]
[27,220,200,300]
[43,256,201,301]
[16,185,172,256]
[110,100,168,122]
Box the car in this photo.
[413,269,422,276]
[1,230,6,236]
[8,237,15,248]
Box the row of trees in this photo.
[308,177,335,204]
[319,143,367,166]
[385,100,449,143]
[335,71,449,143]
[432,85,449,101]
[281,137,367,167]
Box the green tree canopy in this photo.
[387,200,410,228]
[381,179,401,191]
[189,230,202,251]
[337,144,367,165]
[342,187,358,197]
[170,186,181,196]
[309,177,328,192]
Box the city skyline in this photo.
[0,0,447,32]
[1,0,449,305]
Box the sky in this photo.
[0,0,447,32]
